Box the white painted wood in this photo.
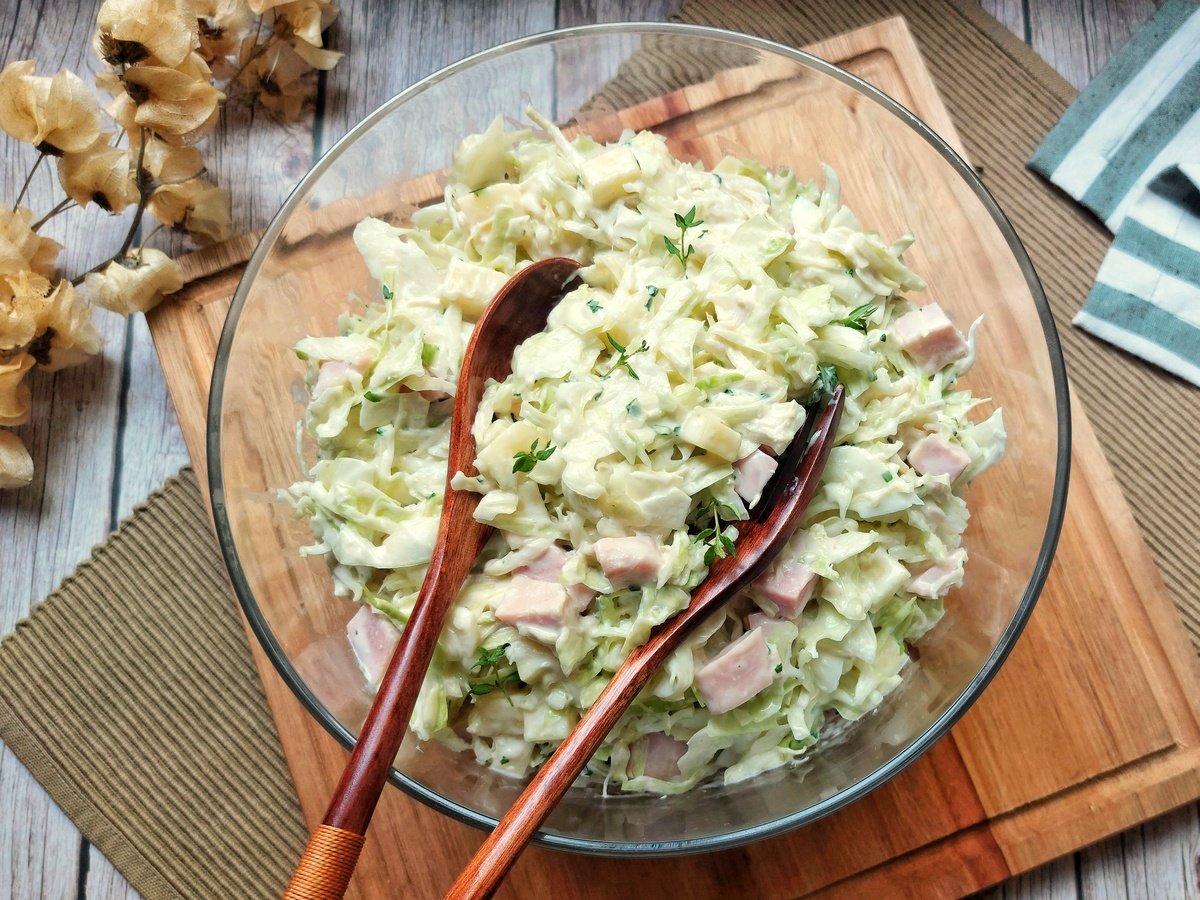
[0,0,123,895]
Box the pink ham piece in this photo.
[640,732,688,780]
[346,604,400,689]
[495,575,572,629]
[892,303,969,374]
[753,562,817,618]
[694,627,774,715]
[594,536,662,589]
[909,434,971,482]
[515,545,595,612]
[734,448,779,508]
[906,549,966,599]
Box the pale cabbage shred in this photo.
[289,110,1006,794]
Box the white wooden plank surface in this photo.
[3,1,1197,898]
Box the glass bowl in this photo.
[208,23,1070,855]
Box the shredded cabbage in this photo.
[289,110,1006,793]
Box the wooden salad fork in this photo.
[445,384,845,900]
[283,257,583,900]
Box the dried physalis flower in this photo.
[195,0,252,68]
[37,279,104,372]
[0,61,102,155]
[0,207,61,280]
[57,133,138,213]
[240,42,312,122]
[0,353,34,428]
[0,429,34,490]
[123,57,225,142]
[277,0,338,48]
[85,248,184,315]
[149,177,232,245]
[1,270,52,351]
[136,132,204,183]
[95,0,198,68]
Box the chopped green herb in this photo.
[468,643,523,702]
[880,334,887,342]
[625,399,641,416]
[364,389,385,402]
[882,471,894,483]
[381,284,394,300]
[375,427,385,435]
[693,496,738,566]
[575,174,584,188]
[833,303,878,332]
[499,756,510,764]
[844,266,856,277]
[512,438,556,474]
[469,186,485,196]
[775,663,783,673]
[663,205,703,269]
[807,364,838,404]
[713,172,723,184]
[644,284,659,310]
[294,348,309,361]
[586,298,602,314]
[601,333,649,381]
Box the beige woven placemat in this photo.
[1,3,1197,900]
[0,470,306,899]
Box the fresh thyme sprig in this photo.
[512,438,556,474]
[832,303,878,332]
[693,496,738,566]
[468,643,522,701]
[663,206,703,269]
[601,333,649,380]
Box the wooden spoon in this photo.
[446,385,846,900]
[283,256,582,900]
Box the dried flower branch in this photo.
[0,0,343,488]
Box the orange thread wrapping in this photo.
[282,825,366,900]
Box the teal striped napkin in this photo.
[1030,0,1200,386]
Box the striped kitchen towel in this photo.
[1030,0,1200,386]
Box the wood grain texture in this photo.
[145,16,1200,900]
[3,2,1195,900]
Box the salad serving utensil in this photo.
[445,384,845,900]
[283,256,583,900]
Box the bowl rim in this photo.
[208,20,1072,857]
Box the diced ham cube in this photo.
[734,448,779,508]
[594,536,662,589]
[892,303,968,374]
[515,545,596,612]
[694,627,774,715]
[753,562,817,618]
[745,611,773,631]
[495,576,572,629]
[518,544,569,580]
[906,549,966,599]
[640,732,688,780]
[909,434,971,482]
[346,605,400,689]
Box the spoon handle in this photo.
[283,488,490,900]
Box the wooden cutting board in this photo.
[147,18,1200,899]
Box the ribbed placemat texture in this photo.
[0,469,307,900]
[0,4,1198,900]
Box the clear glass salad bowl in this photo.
[208,23,1070,855]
